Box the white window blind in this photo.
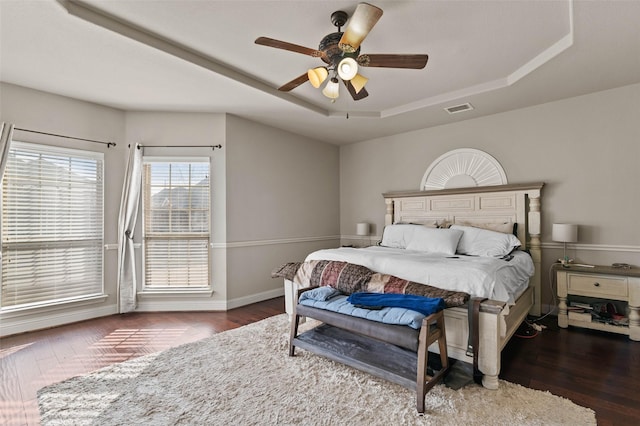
[1,142,104,309]
[142,158,210,289]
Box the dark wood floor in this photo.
[1,297,638,425]
[500,316,640,426]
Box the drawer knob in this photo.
[593,282,600,287]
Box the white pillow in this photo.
[405,227,463,255]
[451,224,521,257]
[380,224,421,248]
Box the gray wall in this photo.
[0,82,127,333]
[124,111,228,309]
[225,115,340,303]
[340,83,640,311]
[3,79,638,332]
[0,84,340,333]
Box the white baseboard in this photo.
[135,298,227,312]
[0,288,286,336]
[226,287,285,310]
[134,287,284,312]
[0,304,117,337]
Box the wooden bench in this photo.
[289,287,449,413]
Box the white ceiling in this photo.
[1,0,639,145]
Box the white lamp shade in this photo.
[356,222,370,236]
[322,78,340,99]
[552,223,578,243]
[337,57,358,80]
[307,67,328,88]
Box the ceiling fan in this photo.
[255,2,428,102]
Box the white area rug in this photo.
[38,314,596,425]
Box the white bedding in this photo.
[305,246,534,303]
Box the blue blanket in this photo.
[347,292,446,316]
[298,287,426,329]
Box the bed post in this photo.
[385,198,394,226]
[478,309,501,390]
[527,189,542,316]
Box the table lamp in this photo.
[552,223,578,265]
[356,222,370,247]
[356,222,370,236]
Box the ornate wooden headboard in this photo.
[382,182,544,315]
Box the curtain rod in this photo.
[14,127,116,147]
[138,144,222,150]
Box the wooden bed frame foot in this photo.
[482,374,499,389]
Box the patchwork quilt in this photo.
[272,260,469,308]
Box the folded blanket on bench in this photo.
[272,260,469,308]
[347,292,446,316]
[299,287,426,329]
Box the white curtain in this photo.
[0,122,14,184]
[117,143,143,313]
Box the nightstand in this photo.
[556,264,640,341]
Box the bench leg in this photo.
[437,313,449,371]
[416,311,449,413]
[416,330,428,413]
[289,314,301,356]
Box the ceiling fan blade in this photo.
[255,37,324,58]
[357,54,429,69]
[339,3,383,53]
[343,80,369,101]
[278,73,310,92]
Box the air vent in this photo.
[444,103,474,114]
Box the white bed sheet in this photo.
[305,246,534,304]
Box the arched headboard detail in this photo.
[420,148,508,190]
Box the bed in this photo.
[282,182,544,389]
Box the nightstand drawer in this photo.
[567,273,628,298]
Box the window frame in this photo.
[0,141,105,312]
[141,156,212,293]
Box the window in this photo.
[1,142,104,310]
[142,158,210,290]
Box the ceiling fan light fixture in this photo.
[255,4,428,101]
[350,73,368,94]
[322,77,340,100]
[307,66,328,88]
[337,57,358,80]
[338,3,383,53]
